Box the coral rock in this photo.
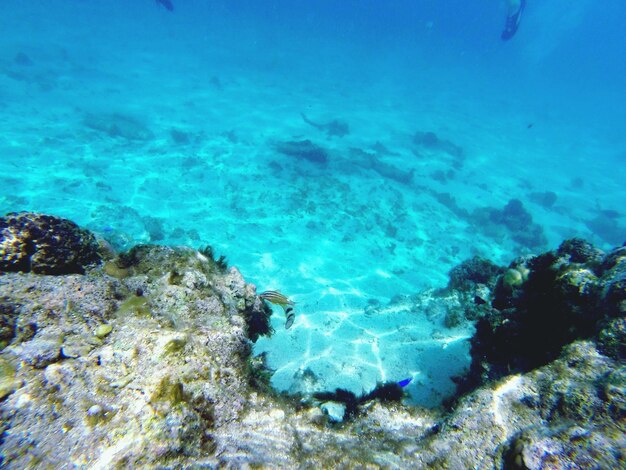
[0,212,101,274]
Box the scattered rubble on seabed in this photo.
[0,212,624,468]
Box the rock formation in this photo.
[1,213,623,468]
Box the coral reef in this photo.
[349,147,415,185]
[83,112,154,141]
[471,198,547,250]
[528,190,558,208]
[412,130,465,174]
[461,238,625,392]
[274,139,329,164]
[431,191,470,219]
[413,130,464,160]
[0,212,101,274]
[586,211,625,246]
[446,256,504,292]
[0,214,624,468]
[429,195,547,251]
[142,215,166,242]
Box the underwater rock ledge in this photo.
[0,212,624,469]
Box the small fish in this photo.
[259,290,295,308]
[397,377,412,388]
[259,290,296,330]
[284,305,295,330]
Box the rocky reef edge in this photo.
[1,212,624,468]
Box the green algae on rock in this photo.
[94,324,113,338]
[116,294,151,317]
[0,356,20,400]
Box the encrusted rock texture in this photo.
[0,213,624,468]
[0,212,101,275]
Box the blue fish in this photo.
[397,378,412,388]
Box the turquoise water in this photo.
[1,1,624,406]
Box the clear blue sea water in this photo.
[1,0,624,407]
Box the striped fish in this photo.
[259,290,296,330]
[259,290,295,307]
[284,305,295,330]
